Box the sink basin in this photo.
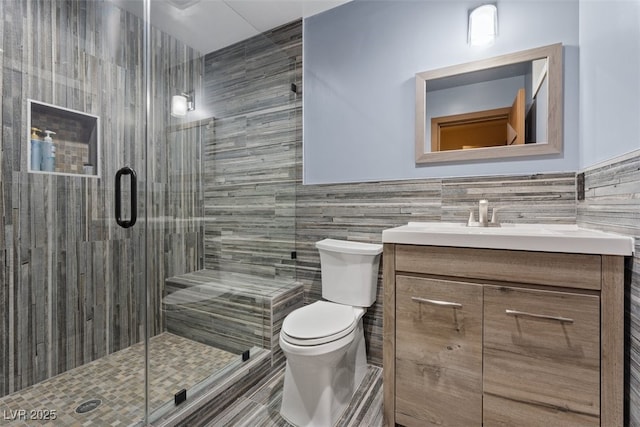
[382,222,634,255]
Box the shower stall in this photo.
[0,0,301,424]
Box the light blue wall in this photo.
[579,0,640,168]
[303,0,579,184]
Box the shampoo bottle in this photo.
[30,127,42,171]
[42,130,57,172]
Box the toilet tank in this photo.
[316,239,383,307]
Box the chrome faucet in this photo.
[467,199,500,227]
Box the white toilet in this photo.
[279,238,383,427]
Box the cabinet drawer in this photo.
[483,286,600,426]
[395,275,482,426]
[395,245,602,290]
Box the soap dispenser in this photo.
[30,127,42,171]
[42,130,57,172]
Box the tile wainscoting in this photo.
[577,150,640,426]
[296,172,577,366]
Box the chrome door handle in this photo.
[411,297,462,309]
[505,309,574,323]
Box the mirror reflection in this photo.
[428,58,547,151]
[415,43,562,164]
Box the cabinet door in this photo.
[395,276,482,426]
[483,286,600,426]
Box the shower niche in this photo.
[27,99,100,177]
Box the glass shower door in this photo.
[0,0,149,425]
[144,5,301,423]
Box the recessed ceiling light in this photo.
[166,0,201,10]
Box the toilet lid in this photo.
[282,301,357,345]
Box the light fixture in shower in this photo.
[468,4,498,46]
[171,91,195,118]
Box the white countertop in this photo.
[382,222,635,255]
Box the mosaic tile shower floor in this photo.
[0,332,238,426]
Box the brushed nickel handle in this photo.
[505,309,574,323]
[411,297,462,309]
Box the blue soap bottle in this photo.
[30,127,42,171]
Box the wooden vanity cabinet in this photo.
[383,244,624,427]
[395,276,483,426]
[483,286,600,426]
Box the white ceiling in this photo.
[109,0,351,54]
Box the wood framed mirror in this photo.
[415,43,563,164]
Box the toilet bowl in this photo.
[279,302,368,427]
[279,239,383,427]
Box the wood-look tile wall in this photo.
[577,151,640,426]
[0,0,203,398]
[202,20,300,282]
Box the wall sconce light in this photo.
[171,91,195,117]
[468,4,498,47]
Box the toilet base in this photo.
[280,320,368,427]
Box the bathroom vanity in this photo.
[382,223,634,427]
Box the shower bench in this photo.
[163,269,303,368]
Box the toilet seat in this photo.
[281,301,358,346]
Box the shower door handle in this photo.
[115,166,137,228]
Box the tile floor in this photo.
[207,366,384,427]
[0,333,238,426]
